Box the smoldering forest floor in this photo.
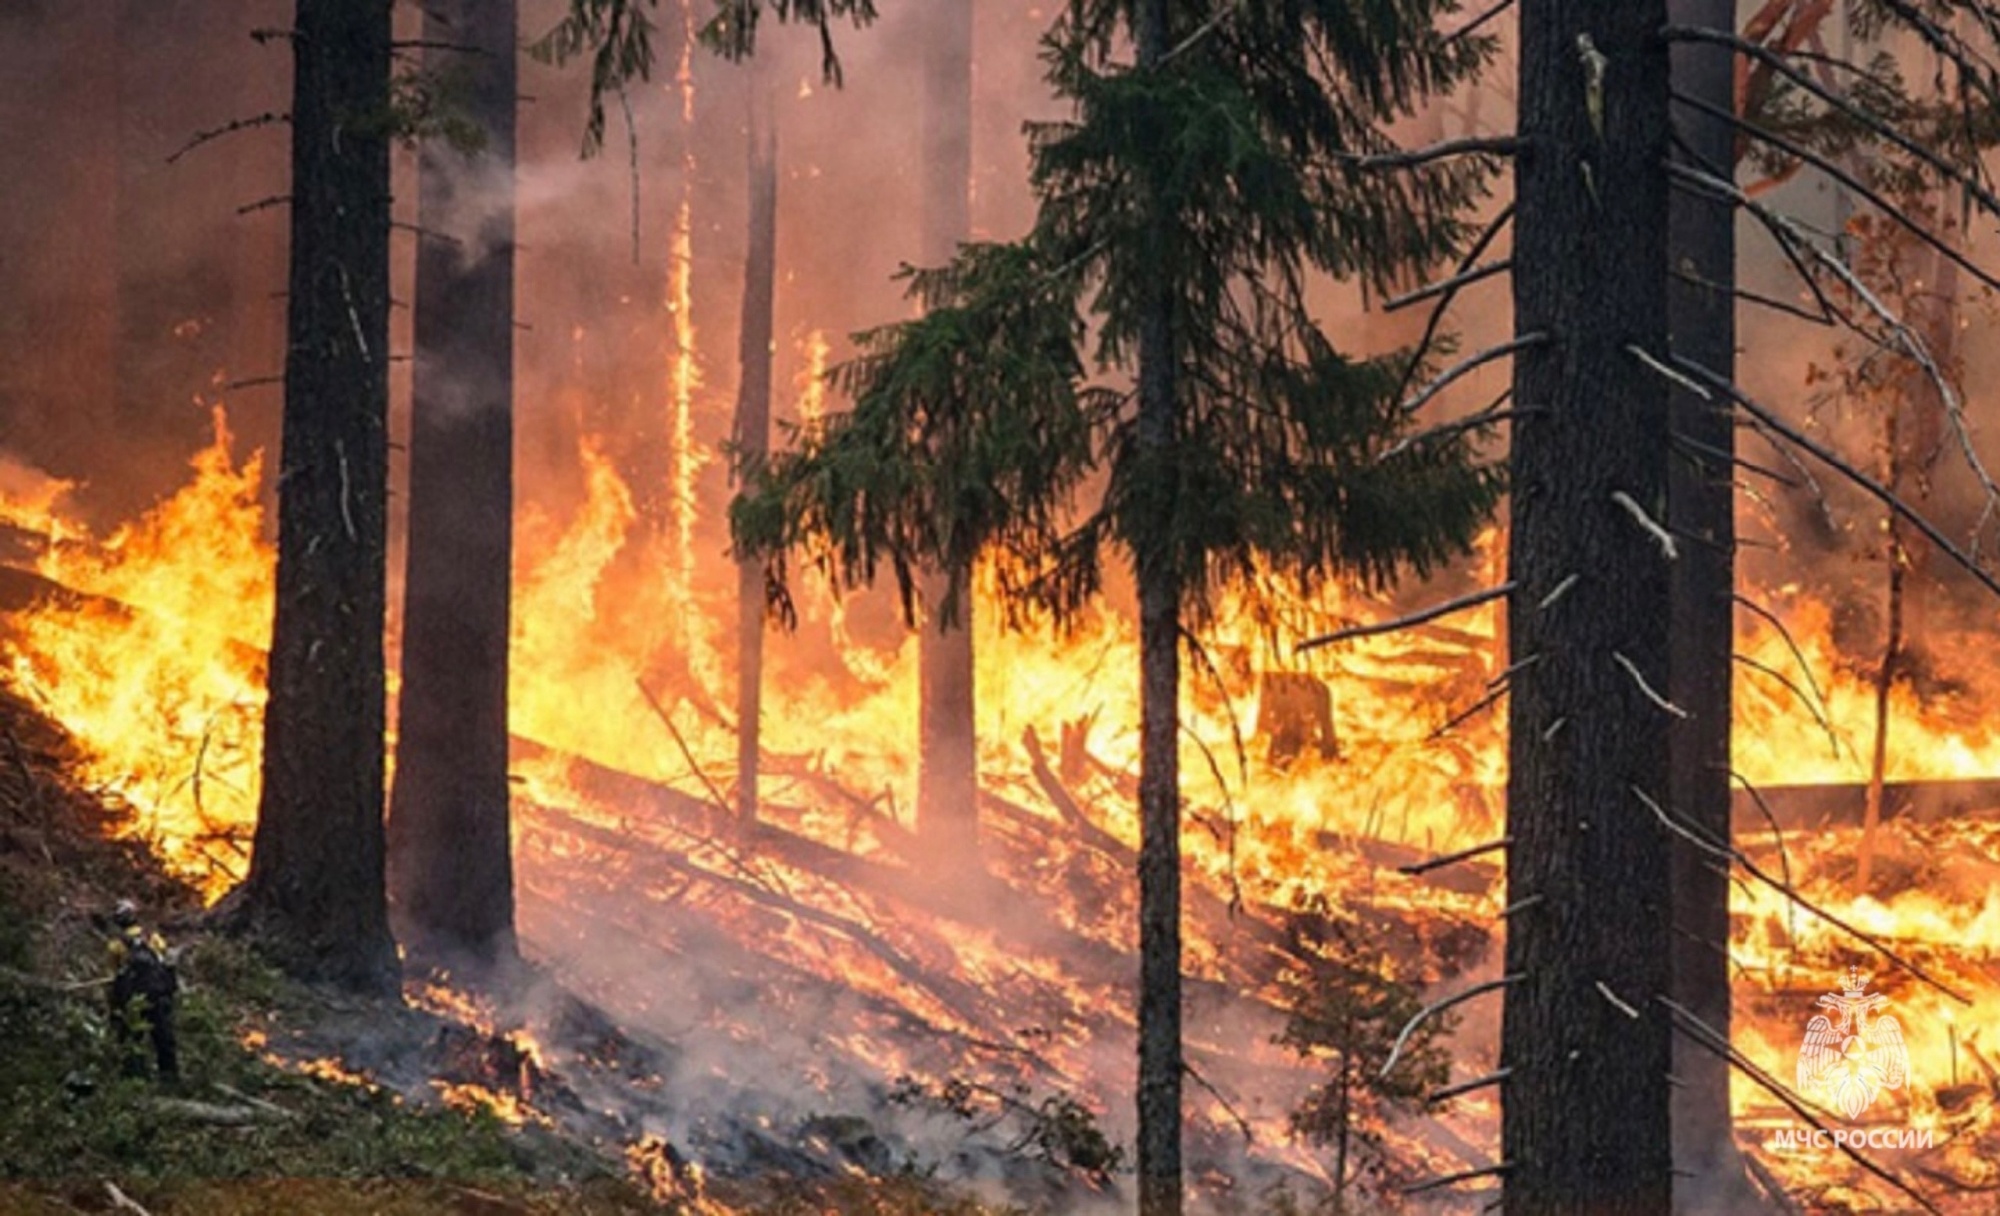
[0,666,1512,1214]
[501,739,1506,1213]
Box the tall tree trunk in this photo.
[386,0,520,972]
[1504,2,1674,1211]
[916,0,980,869]
[233,0,398,996]
[1132,9,1182,1215]
[733,97,777,827]
[1665,1,1758,1209]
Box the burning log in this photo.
[1729,778,2000,832]
[1021,725,1129,861]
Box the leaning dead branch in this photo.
[1356,135,1520,171]
[1401,332,1549,415]
[1021,726,1128,861]
[1625,343,1712,405]
[1732,653,1841,757]
[1381,974,1521,1079]
[1398,836,1510,877]
[1663,995,1942,1216]
[1670,266,1830,327]
[1297,582,1515,652]
[1446,0,1514,44]
[1785,228,2000,524]
[1183,1061,1254,1144]
[1663,25,2000,221]
[1381,401,1540,463]
[1673,355,2000,602]
[1595,980,1641,1020]
[1673,89,2000,297]
[635,679,738,823]
[1403,1160,1512,1195]
[1671,429,1799,487]
[1390,202,1515,403]
[1729,770,1800,944]
[1428,1067,1510,1103]
[1631,784,1970,1004]
[1384,258,1511,312]
[1429,681,1510,741]
[1665,161,1846,329]
[166,111,288,164]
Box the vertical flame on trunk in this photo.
[664,2,712,695]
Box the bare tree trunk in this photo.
[386,0,519,974]
[232,0,398,996]
[1504,1,1674,1211]
[733,96,777,827]
[1858,408,1904,892]
[1131,8,1183,1214]
[1665,1,1762,1209]
[916,0,981,870]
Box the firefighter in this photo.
[106,899,179,1081]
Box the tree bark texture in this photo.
[1504,2,1674,1212]
[916,0,981,870]
[238,0,399,995]
[1132,9,1183,1215]
[733,101,777,827]
[1664,1,1756,1209]
[387,0,520,971]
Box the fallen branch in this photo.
[635,679,738,824]
[104,1181,153,1216]
[1021,726,1128,860]
[149,1097,289,1125]
[1398,836,1509,877]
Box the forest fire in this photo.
[5,390,2000,1206]
[7,0,2000,1209]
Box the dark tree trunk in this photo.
[1664,1,1757,1209]
[916,0,981,870]
[234,0,398,996]
[1132,9,1182,1215]
[1504,2,1673,1212]
[386,0,519,972]
[733,100,777,827]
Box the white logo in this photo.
[1797,967,1910,1121]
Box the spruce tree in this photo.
[733,4,1500,1210]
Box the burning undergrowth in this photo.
[11,412,2000,1211]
